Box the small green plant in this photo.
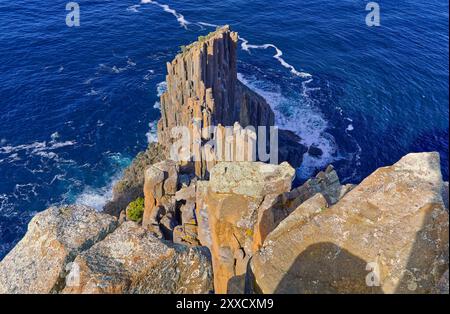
[180,45,187,53]
[127,197,145,222]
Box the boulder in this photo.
[250,152,449,294]
[62,222,213,294]
[0,205,117,293]
[208,162,295,198]
[196,161,295,293]
[287,164,347,210]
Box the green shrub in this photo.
[127,197,145,222]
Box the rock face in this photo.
[195,161,296,293]
[62,222,213,294]
[157,26,306,178]
[250,153,449,294]
[0,205,117,293]
[157,26,273,151]
[286,164,353,210]
[104,142,165,217]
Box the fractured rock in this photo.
[62,222,213,294]
[250,152,449,294]
[0,205,117,294]
[196,161,295,293]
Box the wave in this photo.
[75,183,115,211]
[237,73,338,179]
[74,153,132,211]
[0,135,76,167]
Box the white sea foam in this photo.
[197,22,219,28]
[75,153,131,211]
[127,4,141,13]
[141,0,191,29]
[239,37,311,78]
[156,81,167,96]
[0,136,76,164]
[139,1,309,78]
[75,184,114,211]
[237,73,338,179]
[86,88,100,96]
[146,121,158,143]
[127,57,137,67]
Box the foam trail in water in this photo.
[138,1,310,78]
[141,0,191,29]
[239,37,311,78]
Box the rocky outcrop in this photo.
[0,205,117,293]
[157,26,306,178]
[195,161,296,293]
[104,142,165,217]
[286,164,353,210]
[0,205,213,294]
[250,152,449,294]
[62,222,213,294]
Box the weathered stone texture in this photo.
[0,205,117,294]
[250,152,449,294]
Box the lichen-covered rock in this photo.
[250,152,449,294]
[196,161,295,293]
[209,162,295,198]
[0,205,117,294]
[104,142,165,217]
[62,222,213,294]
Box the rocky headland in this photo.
[0,26,448,294]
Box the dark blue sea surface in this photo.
[0,0,448,258]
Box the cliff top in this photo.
[176,25,234,59]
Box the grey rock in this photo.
[0,205,117,294]
[62,222,213,294]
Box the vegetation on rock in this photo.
[126,197,145,222]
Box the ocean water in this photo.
[0,0,448,259]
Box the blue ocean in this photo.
[0,0,448,259]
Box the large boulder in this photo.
[196,161,295,293]
[62,222,213,294]
[250,152,449,294]
[0,205,117,293]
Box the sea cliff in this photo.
[0,26,448,294]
